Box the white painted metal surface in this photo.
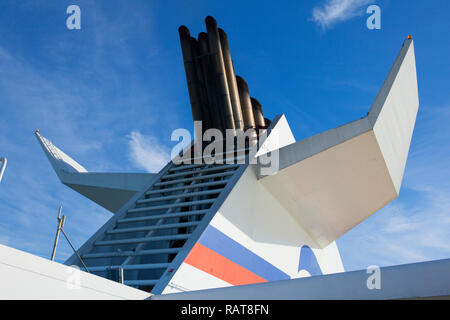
[257,39,419,247]
[0,244,150,300]
[152,258,450,300]
[162,163,344,294]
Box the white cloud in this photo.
[338,181,450,270]
[127,131,170,173]
[312,0,373,29]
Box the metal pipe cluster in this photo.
[179,16,267,135]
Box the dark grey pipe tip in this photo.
[178,25,191,38]
[198,32,208,41]
[218,28,228,40]
[251,97,265,127]
[236,76,249,90]
[251,97,262,107]
[205,16,218,28]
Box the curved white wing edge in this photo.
[35,131,88,175]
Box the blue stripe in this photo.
[198,225,290,282]
[298,245,323,276]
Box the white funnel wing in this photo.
[35,131,155,213]
[258,39,419,247]
[35,131,87,176]
[254,114,296,158]
[369,38,419,193]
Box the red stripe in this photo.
[184,243,267,286]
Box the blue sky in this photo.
[0,0,449,271]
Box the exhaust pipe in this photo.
[198,32,224,132]
[219,28,244,131]
[179,17,268,138]
[251,97,265,128]
[205,16,235,133]
[178,26,203,124]
[191,36,213,130]
[236,76,256,129]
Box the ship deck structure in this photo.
[1,17,448,300]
